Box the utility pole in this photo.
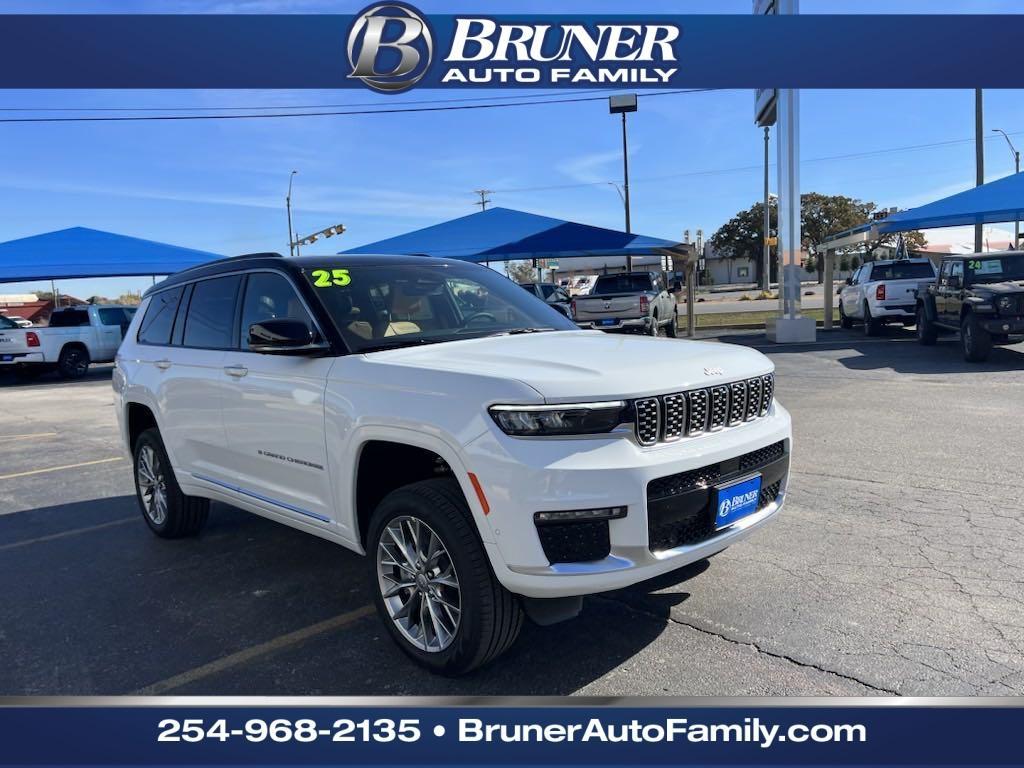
[473,189,492,211]
[993,128,1020,246]
[762,125,771,293]
[975,89,984,253]
[286,170,298,257]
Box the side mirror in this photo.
[844,277,853,286]
[836,287,843,295]
[248,319,326,355]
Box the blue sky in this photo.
[1,0,1022,299]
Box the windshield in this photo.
[592,274,653,295]
[870,262,935,280]
[966,256,1024,284]
[301,261,577,353]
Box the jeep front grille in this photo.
[633,373,775,446]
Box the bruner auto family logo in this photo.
[346,3,681,93]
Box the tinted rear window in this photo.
[138,288,183,346]
[183,276,241,349]
[868,262,935,281]
[0,316,15,330]
[48,309,90,327]
[592,275,653,294]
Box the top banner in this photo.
[1,8,1023,90]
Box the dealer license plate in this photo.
[598,319,617,326]
[713,474,762,530]
[1,355,14,362]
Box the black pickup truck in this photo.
[916,252,1024,361]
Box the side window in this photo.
[137,287,183,346]
[949,261,964,286]
[239,272,314,351]
[183,275,242,349]
[98,307,129,327]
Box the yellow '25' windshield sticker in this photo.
[311,268,351,287]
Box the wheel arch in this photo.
[349,427,489,553]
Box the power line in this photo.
[0,89,716,124]
[0,88,625,113]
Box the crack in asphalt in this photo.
[594,594,900,695]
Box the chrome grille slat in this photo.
[709,385,729,430]
[662,393,686,441]
[632,373,775,446]
[686,389,709,435]
[635,398,660,446]
[745,376,763,421]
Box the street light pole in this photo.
[974,89,984,253]
[993,128,1020,246]
[762,125,771,293]
[286,170,298,257]
[609,94,637,273]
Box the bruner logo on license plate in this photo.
[715,475,762,530]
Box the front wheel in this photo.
[961,313,992,362]
[666,310,679,338]
[133,428,209,538]
[368,478,522,676]
[916,305,938,345]
[839,302,853,329]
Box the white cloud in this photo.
[556,149,626,185]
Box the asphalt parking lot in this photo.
[2,328,1023,696]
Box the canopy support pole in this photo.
[823,248,834,331]
[685,260,696,338]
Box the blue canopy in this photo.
[879,172,1024,234]
[342,207,686,262]
[0,226,222,282]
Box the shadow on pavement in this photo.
[0,495,711,696]
[0,364,114,389]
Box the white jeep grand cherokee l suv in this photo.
[114,254,791,675]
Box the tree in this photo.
[505,260,536,283]
[708,201,778,286]
[862,229,927,260]
[800,193,873,284]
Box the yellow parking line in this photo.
[0,432,58,442]
[0,517,135,552]
[0,456,122,481]
[135,605,376,695]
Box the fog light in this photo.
[534,506,627,525]
[1003,324,1010,331]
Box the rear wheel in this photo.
[57,345,90,378]
[916,305,937,345]
[863,303,882,336]
[648,313,659,336]
[961,312,992,362]
[133,428,209,538]
[368,478,522,676]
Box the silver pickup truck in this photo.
[571,271,679,336]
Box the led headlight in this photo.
[489,401,627,437]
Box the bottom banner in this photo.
[0,698,1020,765]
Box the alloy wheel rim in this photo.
[376,515,461,653]
[136,444,168,525]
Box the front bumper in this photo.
[981,316,1024,334]
[466,403,792,598]
[0,352,44,366]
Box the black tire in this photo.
[367,478,522,676]
[57,344,90,379]
[132,428,209,538]
[666,309,679,338]
[916,305,937,346]
[648,313,659,336]
[839,301,853,329]
[961,312,992,362]
[863,303,881,337]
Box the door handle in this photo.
[154,359,172,370]
[224,365,248,378]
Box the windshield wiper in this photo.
[493,327,556,336]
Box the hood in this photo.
[363,330,773,401]
[974,280,1024,294]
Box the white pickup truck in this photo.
[838,258,937,335]
[572,271,680,336]
[0,304,137,379]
